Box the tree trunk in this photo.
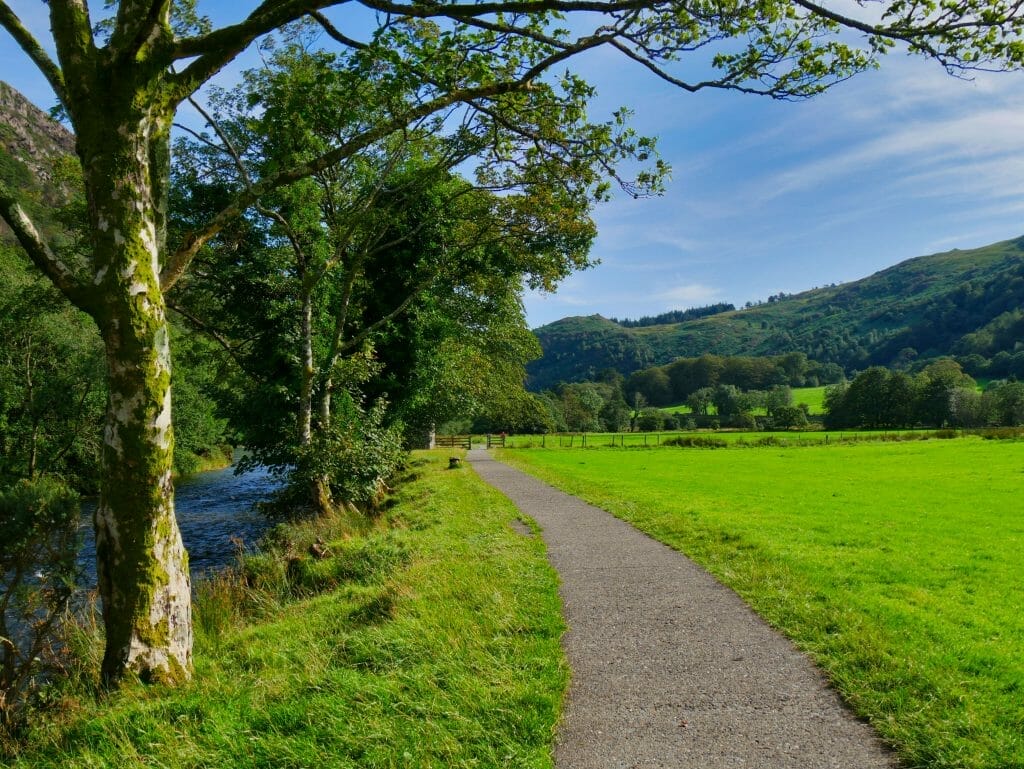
[95,313,190,684]
[298,285,314,448]
[297,282,335,514]
[79,98,192,685]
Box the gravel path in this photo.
[468,449,896,769]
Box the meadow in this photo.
[6,453,567,769]
[662,384,829,416]
[497,437,1024,769]
[502,426,957,448]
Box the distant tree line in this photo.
[823,359,1024,429]
[624,352,843,408]
[461,365,814,434]
[609,303,736,328]
[451,369,685,434]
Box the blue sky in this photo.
[3,2,1024,328]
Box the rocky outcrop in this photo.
[0,81,75,194]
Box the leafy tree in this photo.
[712,384,760,418]
[0,246,104,491]
[626,367,672,406]
[772,404,809,429]
[884,370,918,427]
[171,39,601,509]
[989,380,1024,425]
[3,0,1022,687]
[561,384,604,432]
[916,359,976,427]
[949,387,991,428]
[686,386,716,416]
[635,407,665,432]
[599,394,631,432]
[536,392,568,433]
[764,385,792,416]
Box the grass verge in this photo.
[5,451,567,769]
[497,438,1024,769]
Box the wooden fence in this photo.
[436,434,472,449]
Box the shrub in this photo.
[635,408,665,432]
[0,478,80,734]
[730,411,757,429]
[278,397,408,517]
[663,436,728,449]
[978,426,1024,440]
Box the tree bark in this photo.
[77,86,192,685]
[298,283,314,448]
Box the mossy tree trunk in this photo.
[75,74,192,684]
[0,0,200,684]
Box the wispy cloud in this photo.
[657,283,720,304]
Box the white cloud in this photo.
[657,283,720,304]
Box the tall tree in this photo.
[1,0,1022,687]
[170,39,600,511]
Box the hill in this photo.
[528,236,1024,389]
[0,81,74,200]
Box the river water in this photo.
[78,462,281,587]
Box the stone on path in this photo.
[468,450,896,769]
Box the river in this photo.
[78,461,281,587]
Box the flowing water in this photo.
[78,461,281,586]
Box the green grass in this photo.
[662,384,828,416]
[791,385,827,414]
[505,428,957,449]
[7,452,567,769]
[497,438,1024,769]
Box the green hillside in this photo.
[528,237,1024,389]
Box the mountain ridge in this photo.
[528,235,1024,389]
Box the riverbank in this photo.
[6,451,567,768]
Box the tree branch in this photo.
[162,38,596,291]
[166,300,262,378]
[354,0,662,21]
[306,10,368,49]
[170,0,342,100]
[0,2,67,104]
[0,181,89,309]
[110,0,171,64]
[787,0,1024,71]
[337,277,432,355]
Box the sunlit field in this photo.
[662,385,829,416]
[497,437,1024,769]
[499,427,957,448]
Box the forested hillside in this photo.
[529,237,1024,388]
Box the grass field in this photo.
[7,452,567,769]
[497,438,1024,769]
[504,428,953,449]
[663,385,829,416]
[792,384,827,414]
